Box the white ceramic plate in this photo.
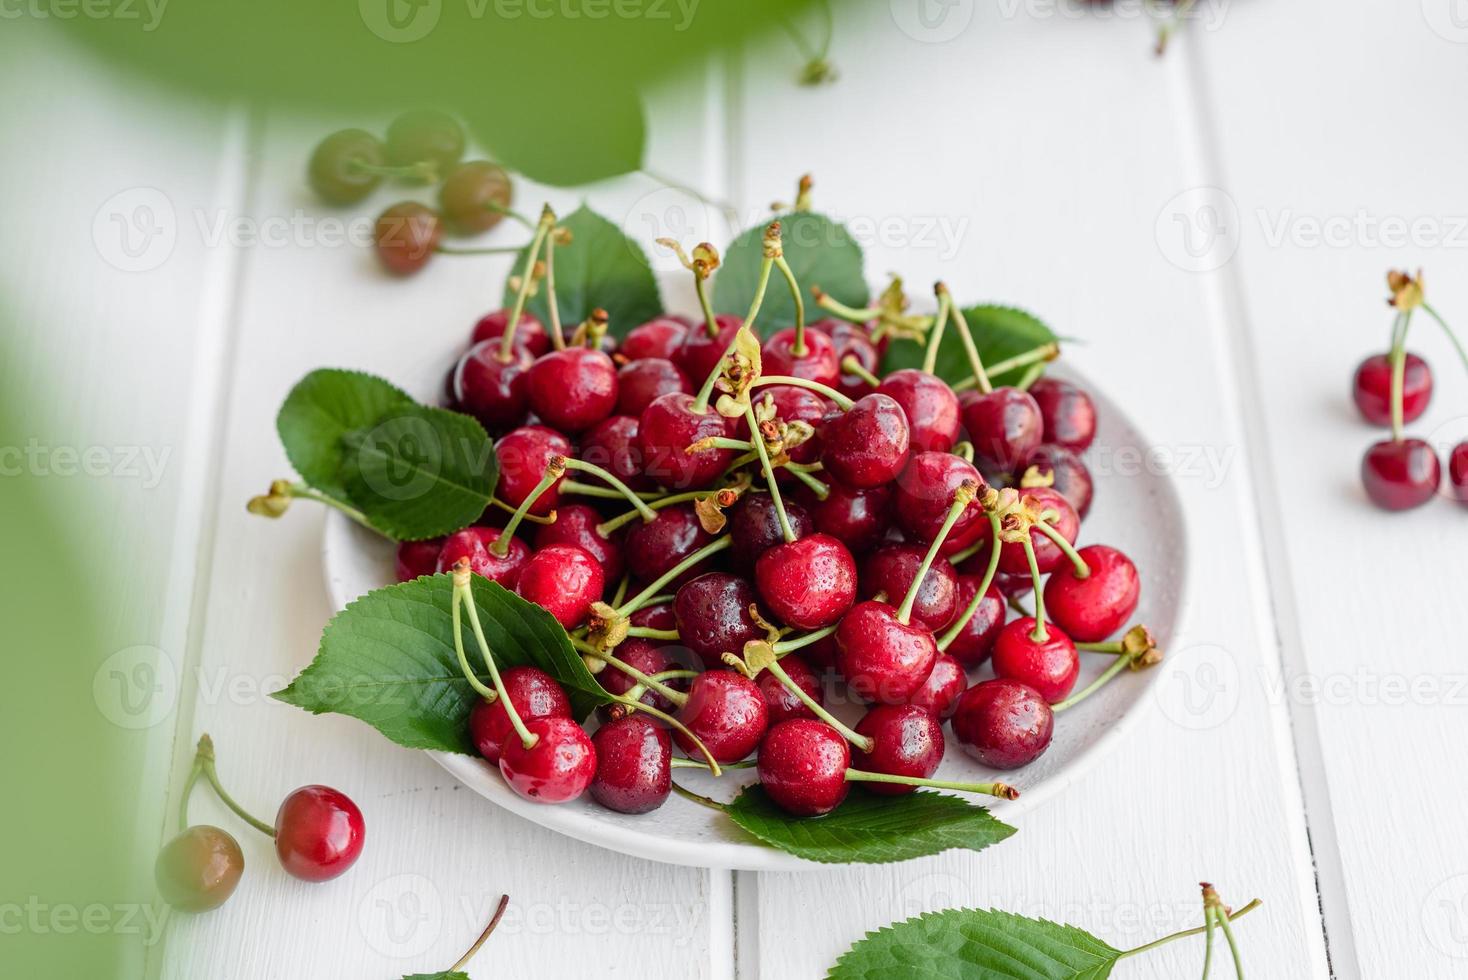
[321,276,1188,871]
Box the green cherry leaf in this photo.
[401,974,469,980]
[336,403,497,541]
[720,785,1015,864]
[470,83,646,187]
[713,212,868,337]
[276,369,415,501]
[828,907,1122,979]
[882,304,1060,388]
[274,574,609,753]
[503,205,662,338]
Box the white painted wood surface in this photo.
[14,0,1468,975]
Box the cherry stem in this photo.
[896,487,975,625]
[455,567,537,749]
[616,536,733,617]
[1422,302,1468,377]
[597,489,727,537]
[561,480,665,503]
[1389,310,1409,442]
[349,159,435,181]
[767,659,873,751]
[751,375,855,410]
[1022,536,1050,642]
[1016,362,1046,391]
[452,587,500,703]
[483,200,535,228]
[946,297,994,395]
[627,626,679,640]
[542,223,566,352]
[952,342,1060,391]
[785,465,829,499]
[841,355,881,388]
[488,496,557,525]
[247,480,373,532]
[844,769,1018,800]
[612,694,721,775]
[669,781,727,812]
[922,288,952,376]
[695,274,719,338]
[178,755,203,831]
[449,894,511,973]
[1052,649,1135,713]
[490,461,564,557]
[772,623,838,655]
[1033,520,1089,578]
[670,758,755,770]
[746,404,796,543]
[938,515,1002,651]
[814,291,880,324]
[1117,899,1261,961]
[693,247,777,413]
[1216,903,1246,979]
[192,735,276,839]
[579,645,688,706]
[1202,905,1218,980]
[498,208,553,363]
[562,458,657,522]
[434,244,530,256]
[774,255,807,354]
[696,437,756,452]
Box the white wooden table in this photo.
[13,0,1468,975]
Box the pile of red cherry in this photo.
[1353,271,1468,510]
[395,220,1156,820]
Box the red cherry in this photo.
[533,503,624,583]
[580,414,651,492]
[435,527,529,587]
[395,537,444,582]
[758,654,824,724]
[1028,377,1098,452]
[273,785,365,882]
[860,543,959,632]
[1361,438,1441,510]
[673,572,767,669]
[808,482,893,555]
[893,451,986,551]
[471,309,549,357]
[616,357,690,417]
[877,369,961,453]
[729,492,814,570]
[851,703,944,794]
[637,391,734,489]
[629,601,677,631]
[756,718,850,816]
[1020,444,1094,519]
[622,316,689,361]
[991,617,1079,703]
[1352,352,1432,426]
[469,666,572,764]
[155,825,244,912]
[373,202,441,276]
[944,575,1007,668]
[527,348,619,434]
[674,670,769,763]
[820,393,911,489]
[453,340,532,432]
[674,314,744,383]
[499,716,597,804]
[829,326,881,400]
[761,328,840,385]
[590,715,673,814]
[963,386,1044,471]
[952,679,1054,769]
[997,486,1079,575]
[835,600,939,704]
[1044,545,1140,642]
[905,654,966,719]
[1450,442,1468,504]
[595,638,691,716]
[494,426,571,517]
[755,533,858,629]
[624,504,715,586]
[515,544,605,628]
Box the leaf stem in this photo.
[284,483,374,531]
[844,769,1018,799]
[1117,899,1261,959]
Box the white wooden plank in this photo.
[730,6,1329,976]
[1193,1,1468,976]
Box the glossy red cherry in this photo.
[749,384,828,465]
[273,785,366,882]
[877,369,961,453]
[945,575,1007,668]
[580,414,650,491]
[830,327,881,400]
[155,825,244,912]
[894,451,986,550]
[674,572,767,669]
[637,391,734,489]
[515,544,605,628]
[991,617,1079,703]
[757,654,823,724]
[622,316,689,361]
[964,386,1044,471]
[471,309,549,357]
[808,482,893,555]
[499,716,597,804]
[729,492,814,570]
[860,543,959,632]
[836,600,939,704]
[674,670,769,763]
[590,715,673,814]
[1450,442,1468,504]
[905,654,967,720]
[629,601,677,631]
[469,666,572,764]
[1045,545,1140,642]
[755,533,858,629]
[675,313,743,383]
[952,679,1054,770]
[435,527,530,587]
[494,426,571,517]
[373,202,441,276]
[533,503,624,583]
[1361,438,1441,510]
[527,348,619,434]
[1020,444,1094,519]
[616,357,690,417]
[997,486,1079,575]
[756,718,850,817]
[1352,352,1432,426]
[1028,377,1098,452]
[761,327,840,385]
[624,504,715,586]
[820,393,911,489]
[438,160,512,235]
[453,340,532,432]
[395,537,444,582]
[596,638,691,715]
[851,703,944,794]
